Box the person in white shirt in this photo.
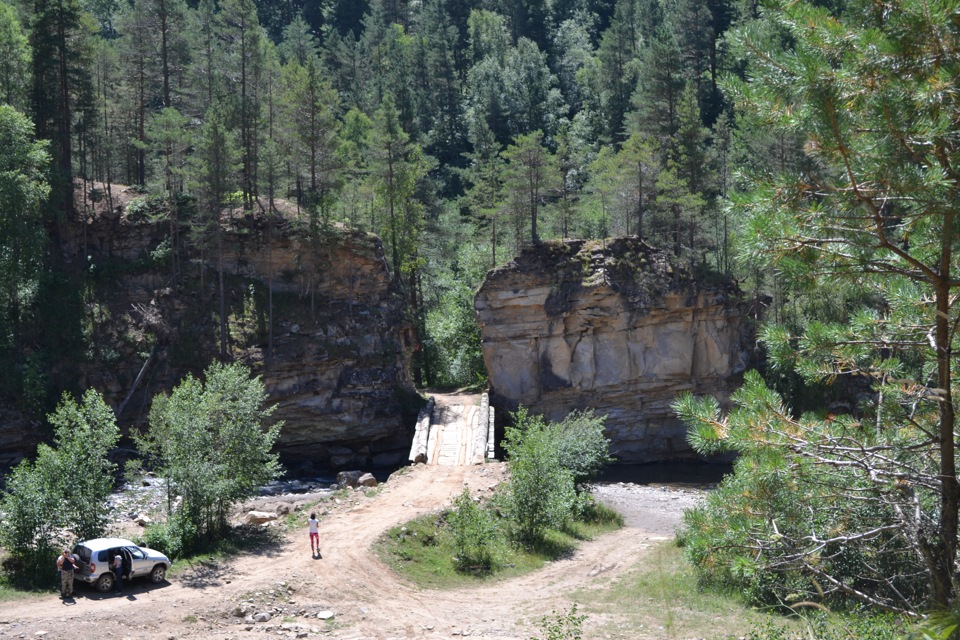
[308,513,320,557]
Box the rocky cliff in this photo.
[474,238,751,462]
[0,187,417,472]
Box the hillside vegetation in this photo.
[1,0,960,630]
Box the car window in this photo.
[73,545,91,563]
[126,547,146,560]
[97,550,109,562]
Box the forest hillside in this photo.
[3,0,960,624]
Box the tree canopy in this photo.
[675,0,960,613]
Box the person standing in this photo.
[56,549,78,598]
[111,554,123,594]
[308,513,320,557]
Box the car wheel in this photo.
[95,573,114,593]
[150,565,166,583]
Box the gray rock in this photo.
[358,473,378,488]
[336,471,364,488]
[253,612,272,623]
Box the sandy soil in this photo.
[0,461,702,640]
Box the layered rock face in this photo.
[41,198,418,472]
[475,238,750,462]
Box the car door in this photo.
[124,546,149,577]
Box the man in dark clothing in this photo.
[56,549,79,598]
[112,553,124,593]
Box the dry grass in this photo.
[572,540,800,640]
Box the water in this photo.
[596,460,732,488]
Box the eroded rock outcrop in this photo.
[475,238,751,462]
[24,191,419,471]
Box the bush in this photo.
[746,610,903,640]
[448,488,500,574]
[502,407,613,546]
[141,514,197,561]
[0,390,119,588]
[547,410,613,489]
[137,362,283,552]
[530,604,587,640]
[503,409,576,545]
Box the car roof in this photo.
[76,538,137,550]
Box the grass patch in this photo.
[573,540,800,639]
[164,524,283,577]
[375,503,623,590]
[570,541,908,639]
[0,581,51,601]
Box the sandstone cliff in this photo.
[0,188,418,472]
[475,238,751,462]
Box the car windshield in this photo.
[72,545,91,563]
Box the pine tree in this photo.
[502,37,566,140]
[419,0,466,173]
[679,0,960,609]
[277,14,319,65]
[190,107,239,360]
[279,54,342,220]
[630,26,685,150]
[617,130,657,237]
[145,107,190,280]
[142,0,189,109]
[116,1,156,186]
[29,0,91,218]
[460,109,505,266]
[218,0,264,209]
[501,130,557,247]
[594,0,642,141]
[368,93,428,277]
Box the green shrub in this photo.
[448,488,500,574]
[530,604,587,640]
[746,610,903,640]
[0,390,120,588]
[502,407,613,547]
[136,362,283,553]
[141,515,197,561]
[547,410,613,489]
[505,430,576,545]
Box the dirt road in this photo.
[0,462,686,640]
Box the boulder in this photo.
[245,511,278,525]
[358,473,378,488]
[336,470,364,488]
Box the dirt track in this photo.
[0,462,693,640]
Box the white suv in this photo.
[72,537,170,593]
